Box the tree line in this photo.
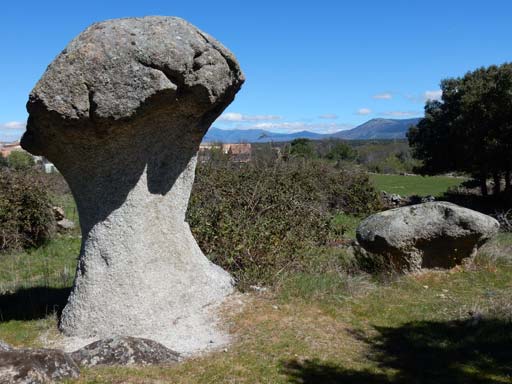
[408,63,512,196]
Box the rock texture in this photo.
[56,218,75,231]
[356,202,500,271]
[71,336,180,367]
[0,340,12,352]
[0,348,80,384]
[52,206,75,232]
[21,16,244,353]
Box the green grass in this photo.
[370,173,465,197]
[70,234,512,383]
[51,192,79,226]
[0,236,79,347]
[1,229,511,383]
[0,236,79,292]
[331,212,362,239]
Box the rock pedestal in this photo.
[21,17,244,352]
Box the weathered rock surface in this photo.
[52,206,65,222]
[21,16,244,354]
[52,206,76,231]
[0,348,80,384]
[56,218,75,231]
[71,336,180,367]
[356,202,500,271]
[380,191,436,209]
[0,340,12,352]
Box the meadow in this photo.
[0,168,509,383]
[0,234,510,383]
[369,173,465,197]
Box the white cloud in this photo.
[381,111,421,117]
[356,108,372,115]
[373,92,393,100]
[0,121,25,142]
[216,113,353,134]
[0,121,25,130]
[406,90,443,103]
[424,90,442,102]
[230,121,354,134]
[318,113,338,119]
[217,113,281,122]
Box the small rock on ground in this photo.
[0,340,12,352]
[71,336,180,367]
[0,348,80,384]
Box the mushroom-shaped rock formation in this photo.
[21,17,244,353]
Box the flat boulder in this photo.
[0,348,80,383]
[71,337,180,367]
[356,202,499,271]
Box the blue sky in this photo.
[1,0,512,140]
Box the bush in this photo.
[288,138,317,159]
[0,169,56,252]
[325,142,358,162]
[187,159,381,288]
[7,150,34,170]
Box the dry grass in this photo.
[71,294,372,384]
[73,258,512,383]
[1,234,511,383]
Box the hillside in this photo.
[334,118,421,140]
[204,117,421,143]
[202,127,325,143]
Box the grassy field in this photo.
[331,173,468,239]
[0,236,78,346]
[0,233,511,383]
[370,173,465,197]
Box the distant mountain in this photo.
[333,118,421,140]
[203,127,326,143]
[203,117,422,143]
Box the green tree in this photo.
[289,138,316,159]
[408,63,512,196]
[7,150,35,170]
[326,141,357,162]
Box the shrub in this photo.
[325,142,358,162]
[0,169,56,252]
[187,159,381,288]
[7,150,34,170]
[288,138,317,159]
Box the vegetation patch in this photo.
[0,169,56,252]
[370,173,465,197]
[62,234,512,383]
[188,159,381,288]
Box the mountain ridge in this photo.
[204,117,422,143]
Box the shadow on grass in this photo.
[0,287,70,321]
[282,318,512,383]
[283,359,391,383]
[440,191,512,215]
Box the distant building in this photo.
[0,141,22,157]
[42,158,58,173]
[198,143,252,163]
[32,155,58,173]
[221,143,252,162]
[0,141,58,173]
